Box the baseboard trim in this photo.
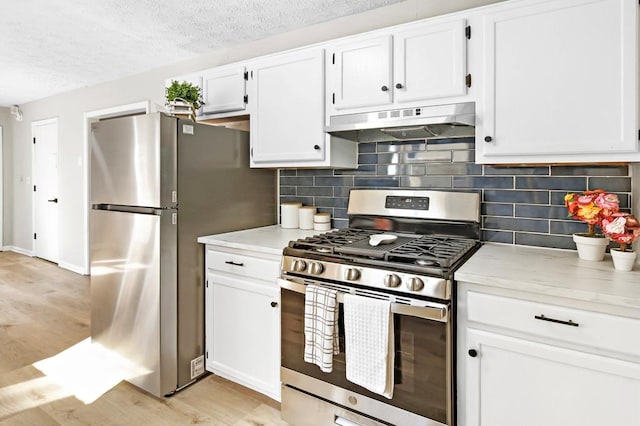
[58,261,88,276]
[4,246,33,256]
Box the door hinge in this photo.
[244,71,249,80]
[33,185,36,192]
[332,93,335,104]
[465,74,472,88]
[34,233,37,240]
[638,129,640,140]
[244,94,248,104]
[33,137,36,144]
[465,25,471,39]
[205,279,208,288]
[250,147,253,158]
[332,52,335,65]
[206,351,208,359]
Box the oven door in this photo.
[279,278,452,426]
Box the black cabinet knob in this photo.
[468,349,478,357]
[484,136,493,143]
[381,85,389,92]
[395,83,403,89]
[313,144,321,150]
[270,301,278,308]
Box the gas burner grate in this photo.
[287,229,480,274]
[387,234,478,267]
[288,229,376,253]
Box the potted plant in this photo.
[564,189,619,261]
[602,213,640,271]
[165,80,204,121]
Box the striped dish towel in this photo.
[304,284,339,373]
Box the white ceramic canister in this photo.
[313,212,331,231]
[299,206,316,230]
[281,202,302,228]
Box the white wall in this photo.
[7,0,504,272]
[0,108,12,248]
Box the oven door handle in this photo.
[278,279,449,323]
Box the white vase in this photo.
[610,249,637,272]
[572,234,609,261]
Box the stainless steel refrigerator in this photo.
[90,112,276,397]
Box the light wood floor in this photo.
[0,251,287,425]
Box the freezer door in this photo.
[90,207,177,397]
[90,113,177,208]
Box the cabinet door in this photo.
[250,49,326,164]
[330,35,393,110]
[207,272,281,400]
[465,329,640,426]
[394,19,467,103]
[201,66,247,115]
[478,0,638,162]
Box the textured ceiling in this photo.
[0,0,405,107]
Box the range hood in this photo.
[326,102,475,143]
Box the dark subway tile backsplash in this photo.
[279,138,633,250]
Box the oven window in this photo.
[281,289,448,423]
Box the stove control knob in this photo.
[407,277,424,292]
[309,262,324,275]
[344,268,361,281]
[292,260,307,272]
[384,274,401,288]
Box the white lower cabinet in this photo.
[458,284,640,426]
[204,247,281,401]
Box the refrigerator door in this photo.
[90,207,178,397]
[90,113,177,208]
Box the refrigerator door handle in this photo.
[92,204,164,216]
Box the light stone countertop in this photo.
[197,225,322,256]
[456,243,640,315]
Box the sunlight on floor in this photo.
[33,338,149,404]
[0,376,72,419]
[0,338,150,420]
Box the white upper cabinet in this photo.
[327,18,470,116]
[331,35,393,110]
[249,47,356,168]
[201,65,248,116]
[476,0,639,164]
[394,20,468,104]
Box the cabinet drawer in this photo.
[467,291,640,357]
[206,249,280,282]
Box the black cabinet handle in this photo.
[484,136,493,142]
[381,85,389,92]
[224,260,244,267]
[270,301,278,308]
[534,314,579,327]
[47,198,59,203]
[395,83,403,89]
[468,349,478,357]
[313,144,321,150]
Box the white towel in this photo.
[304,284,339,373]
[344,294,394,399]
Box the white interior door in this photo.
[33,118,59,263]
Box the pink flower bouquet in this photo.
[601,213,640,252]
[564,189,620,235]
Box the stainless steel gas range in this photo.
[278,189,481,426]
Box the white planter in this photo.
[610,249,637,272]
[572,234,609,261]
